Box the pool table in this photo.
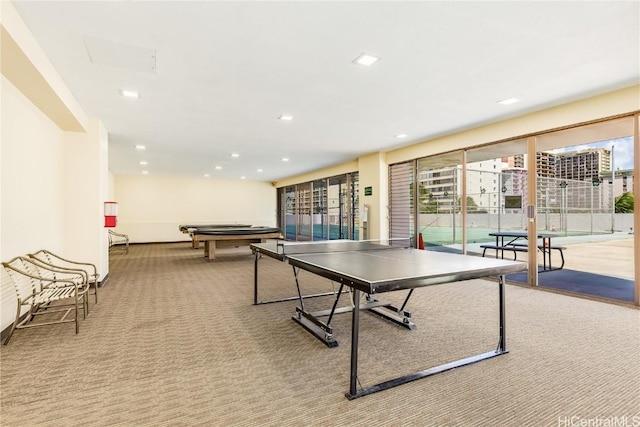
[191,226,282,259]
[179,224,251,248]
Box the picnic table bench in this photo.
[480,231,565,271]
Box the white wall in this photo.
[108,170,116,200]
[1,76,67,331]
[1,1,107,334]
[113,175,277,242]
[1,77,67,254]
[63,119,110,281]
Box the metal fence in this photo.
[420,169,617,238]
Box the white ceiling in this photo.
[12,1,640,182]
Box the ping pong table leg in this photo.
[292,266,306,312]
[253,250,259,305]
[364,292,415,329]
[291,266,339,347]
[399,289,414,312]
[344,275,510,400]
[326,283,345,326]
[347,288,360,399]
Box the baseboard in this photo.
[0,315,24,344]
[99,272,109,288]
[1,323,11,344]
[111,241,191,247]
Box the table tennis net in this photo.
[276,238,410,256]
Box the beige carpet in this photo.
[1,242,639,426]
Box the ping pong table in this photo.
[251,239,409,307]
[250,240,527,399]
[252,240,417,342]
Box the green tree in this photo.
[458,196,487,214]
[416,183,442,213]
[615,192,634,213]
[422,197,439,214]
[418,183,430,213]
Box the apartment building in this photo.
[555,148,612,181]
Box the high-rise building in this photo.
[555,148,611,181]
[536,152,556,178]
[512,154,525,169]
[601,169,635,195]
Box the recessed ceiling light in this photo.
[134,145,146,150]
[120,89,140,98]
[204,174,210,178]
[257,169,263,172]
[142,170,149,175]
[230,153,239,158]
[240,176,246,180]
[353,53,380,66]
[139,161,148,165]
[279,115,293,121]
[497,97,520,105]
[215,166,222,170]
[395,134,408,139]
[281,157,289,162]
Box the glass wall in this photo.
[296,182,313,241]
[277,172,359,241]
[328,176,346,239]
[283,186,296,240]
[312,179,328,240]
[388,115,636,304]
[416,152,463,252]
[533,117,635,303]
[465,139,529,253]
[536,117,634,237]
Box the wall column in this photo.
[634,113,639,306]
[358,152,389,240]
[63,118,109,281]
[527,136,539,287]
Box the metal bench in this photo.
[2,256,90,345]
[508,242,566,270]
[479,244,528,260]
[29,249,100,307]
[108,230,129,254]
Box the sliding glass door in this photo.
[312,179,328,240]
[283,186,296,240]
[465,139,529,253]
[416,152,463,252]
[296,182,312,241]
[387,115,637,304]
[277,172,359,242]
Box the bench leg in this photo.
[75,293,80,334]
[556,248,565,269]
[542,248,565,271]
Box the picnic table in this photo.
[480,231,565,271]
